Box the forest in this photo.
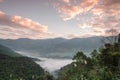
[58,34,120,80]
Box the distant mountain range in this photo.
[0,36,104,58]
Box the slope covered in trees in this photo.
[0,45,54,80]
[0,44,21,57]
[58,34,120,80]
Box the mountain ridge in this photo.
[0,36,103,58]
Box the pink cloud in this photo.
[62,0,70,3]
[80,0,99,12]
[11,16,47,32]
[0,11,64,39]
[82,0,120,37]
[54,0,99,20]
[57,5,82,20]
[0,0,3,2]
[92,6,105,15]
[54,0,119,37]
[78,23,92,29]
[0,11,47,33]
[0,11,62,39]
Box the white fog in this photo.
[16,51,73,76]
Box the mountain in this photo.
[0,36,103,58]
[0,44,21,57]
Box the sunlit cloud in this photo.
[0,11,61,39]
[0,25,63,39]
[0,0,120,39]
[56,4,82,21]
[80,0,98,12]
[62,0,70,3]
[92,6,104,15]
[11,16,47,32]
[0,0,3,2]
[78,23,92,29]
[54,0,120,37]
[0,11,47,33]
[54,0,99,21]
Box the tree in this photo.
[73,51,87,64]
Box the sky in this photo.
[0,0,120,39]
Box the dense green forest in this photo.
[58,34,120,80]
[0,44,53,80]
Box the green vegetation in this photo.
[0,45,54,80]
[0,44,21,57]
[58,34,120,80]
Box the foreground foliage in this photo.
[58,34,120,80]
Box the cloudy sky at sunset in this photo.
[0,0,120,39]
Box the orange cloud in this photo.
[0,11,57,39]
[80,0,99,12]
[81,0,120,37]
[0,11,64,39]
[78,23,92,29]
[0,11,5,14]
[55,0,99,20]
[57,5,82,20]
[91,0,120,36]
[0,0,3,2]
[11,16,47,32]
[0,11,47,33]
[54,0,119,37]
[63,0,70,3]
[92,6,105,15]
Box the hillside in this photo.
[0,44,21,57]
[0,45,54,80]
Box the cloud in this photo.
[54,0,120,37]
[90,0,120,36]
[0,0,3,2]
[78,23,92,29]
[0,11,64,39]
[0,25,63,39]
[0,11,61,39]
[0,11,47,33]
[92,6,105,15]
[62,0,70,3]
[58,0,119,20]
[80,0,98,12]
[54,0,99,20]
[57,5,82,21]
[11,16,48,32]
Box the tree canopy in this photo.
[58,34,120,80]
